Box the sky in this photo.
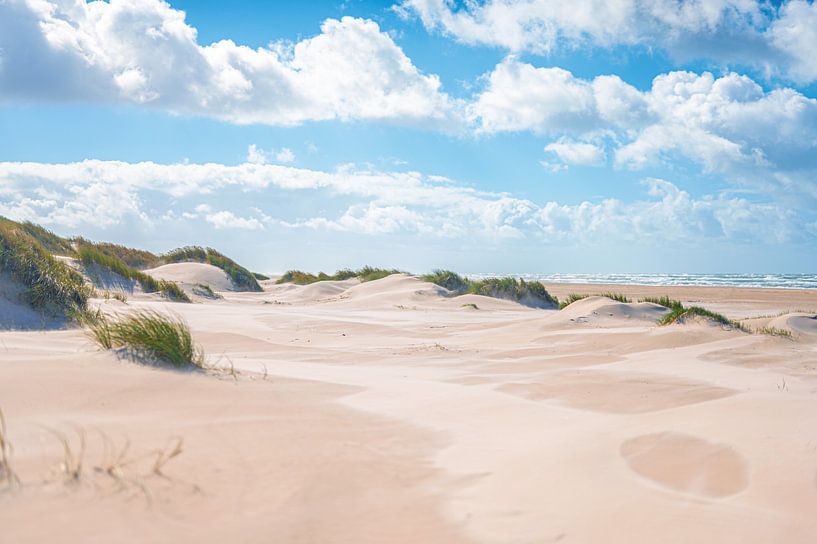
[1,0,816,274]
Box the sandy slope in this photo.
[2,276,817,543]
[145,262,235,291]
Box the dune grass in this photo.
[0,408,20,490]
[252,272,270,281]
[277,266,404,285]
[756,326,793,338]
[422,270,558,308]
[85,310,204,368]
[20,221,74,256]
[162,246,261,292]
[558,292,631,309]
[77,245,190,302]
[73,238,161,269]
[421,270,470,293]
[0,217,91,317]
[559,293,589,309]
[657,303,746,330]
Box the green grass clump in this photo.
[658,304,746,330]
[598,292,631,303]
[86,310,203,368]
[253,272,270,281]
[467,277,558,307]
[73,238,161,269]
[421,270,470,293]
[0,217,91,316]
[20,221,74,256]
[640,296,684,311]
[162,246,261,292]
[559,293,589,309]
[756,326,792,338]
[77,245,190,302]
[422,271,557,308]
[276,267,403,285]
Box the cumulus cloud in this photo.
[204,210,265,230]
[544,138,606,166]
[471,60,817,201]
[398,0,817,84]
[246,145,296,164]
[0,159,808,245]
[0,0,459,128]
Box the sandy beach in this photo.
[2,270,816,543]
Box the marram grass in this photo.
[84,310,204,368]
[277,266,404,285]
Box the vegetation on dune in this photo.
[83,310,204,368]
[276,267,404,285]
[559,293,589,309]
[644,296,746,330]
[467,277,558,307]
[19,221,74,256]
[558,292,632,309]
[77,245,190,302]
[73,238,161,269]
[252,272,270,281]
[756,326,793,338]
[0,217,91,317]
[640,296,684,311]
[422,270,558,308]
[421,270,470,293]
[162,246,261,292]
[598,292,631,303]
[193,283,221,299]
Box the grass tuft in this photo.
[421,270,470,293]
[559,293,589,309]
[423,271,557,308]
[598,292,631,303]
[658,304,747,330]
[277,267,404,285]
[0,408,21,490]
[756,326,793,338]
[86,311,204,368]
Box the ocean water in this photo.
[466,273,817,290]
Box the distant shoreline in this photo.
[464,273,817,290]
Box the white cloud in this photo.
[470,59,598,134]
[246,144,268,165]
[0,159,808,245]
[768,0,817,84]
[398,0,817,84]
[204,210,265,230]
[544,138,606,166]
[275,148,296,163]
[472,61,817,201]
[0,1,459,128]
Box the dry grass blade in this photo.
[0,409,21,490]
[152,437,184,478]
[47,427,86,484]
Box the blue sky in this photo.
[1,0,816,273]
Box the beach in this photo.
[1,271,816,543]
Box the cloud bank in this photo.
[0,159,807,246]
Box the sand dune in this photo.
[2,277,817,542]
[145,262,235,291]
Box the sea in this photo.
[466,273,817,290]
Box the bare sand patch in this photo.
[621,432,749,498]
[499,370,737,413]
